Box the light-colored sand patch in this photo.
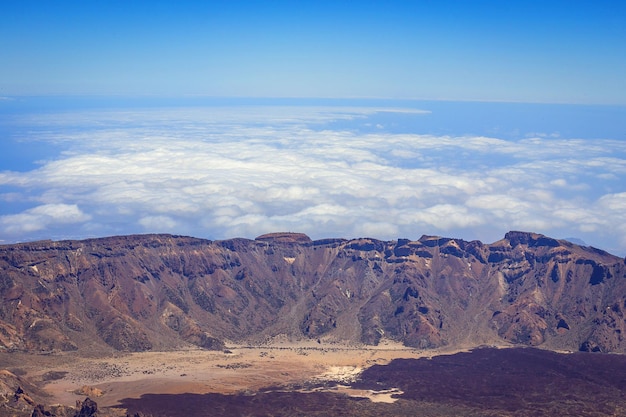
[312,366,362,384]
[292,385,404,403]
[332,386,404,403]
[34,342,477,408]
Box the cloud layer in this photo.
[1,105,626,255]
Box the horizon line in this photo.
[2,94,625,107]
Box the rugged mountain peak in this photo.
[345,238,385,252]
[503,230,560,248]
[417,235,444,245]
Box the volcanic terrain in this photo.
[0,231,625,416]
[1,230,625,354]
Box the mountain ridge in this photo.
[0,231,624,354]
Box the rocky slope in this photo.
[0,231,624,354]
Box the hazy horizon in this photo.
[1,96,625,257]
[2,2,625,255]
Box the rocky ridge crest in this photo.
[0,231,624,354]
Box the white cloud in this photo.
[139,215,178,231]
[0,204,90,235]
[406,204,485,230]
[2,105,626,255]
[598,192,626,211]
[359,222,400,238]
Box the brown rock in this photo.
[74,386,103,398]
[75,397,98,417]
[0,231,625,354]
[255,232,313,244]
[32,404,52,417]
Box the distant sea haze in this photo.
[0,97,625,256]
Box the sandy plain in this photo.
[6,339,472,411]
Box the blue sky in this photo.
[1,2,626,255]
[2,1,625,102]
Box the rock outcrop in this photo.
[0,369,48,416]
[30,397,129,417]
[0,231,624,354]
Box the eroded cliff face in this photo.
[0,231,624,353]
